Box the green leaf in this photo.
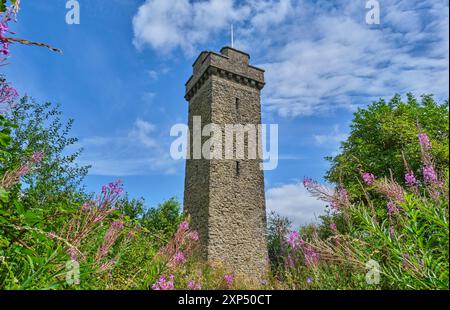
[0,187,9,203]
[0,0,7,13]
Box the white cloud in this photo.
[147,70,159,81]
[258,0,449,117]
[266,181,327,228]
[314,124,348,146]
[129,118,157,147]
[132,0,449,117]
[77,118,178,176]
[248,0,293,31]
[132,0,250,55]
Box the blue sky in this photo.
[2,0,448,228]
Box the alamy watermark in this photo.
[66,0,80,25]
[170,116,279,171]
[65,259,80,285]
[366,0,380,25]
[365,259,380,285]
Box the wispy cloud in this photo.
[132,0,449,117]
[132,0,250,56]
[266,180,327,228]
[77,118,179,176]
[314,124,348,146]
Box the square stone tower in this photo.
[184,47,268,278]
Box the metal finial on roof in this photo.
[231,24,234,48]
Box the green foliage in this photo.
[347,192,449,289]
[326,94,449,197]
[0,114,15,169]
[116,194,145,221]
[279,183,449,289]
[0,1,18,14]
[141,197,183,245]
[0,0,7,13]
[267,211,291,272]
[8,97,90,198]
[0,96,91,289]
[277,94,449,290]
[2,88,448,290]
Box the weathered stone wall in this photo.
[183,78,212,256]
[184,47,268,279]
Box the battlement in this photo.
[185,46,265,101]
[183,47,268,279]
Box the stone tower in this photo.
[184,47,268,278]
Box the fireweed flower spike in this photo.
[405,170,418,187]
[188,280,201,290]
[0,77,18,113]
[422,165,439,185]
[387,201,399,216]
[389,226,395,237]
[0,21,10,57]
[152,275,175,290]
[287,231,300,249]
[224,274,234,287]
[189,231,199,241]
[375,179,405,204]
[303,177,340,208]
[286,231,319,268]
[418,133,431,150]
[96,220,125,262]
[179,220,189,230]
[362,172,376,185]
[330,223,337,233]
[31,151,44,163]
[174,251,186,264]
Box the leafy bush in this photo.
[326,94,449,199]
[279,129,449,290]
[140,198,184,247]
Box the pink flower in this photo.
[224,274,234,287]
[404,170,417,187]
[189,231,199,241]
[362,172,376,185]
[330,186,350,210]
[96,221,123,261]
[303,177,318,189]
[330,223,337,232]
[422,165,438,184]
[111,220,124,230]
[31,151,44,163]
[338,187,349,204]
[387,201,399,216]
[287,231,300,249]
[375,179,405,204]
[0,22,8,37]
[188,280,201,290]
[152,275,174,290]
[67,247,78,261]
[179,220,189,230]
[48,232,57,240]
[418,133,431,150]
[389,225,395,237]
[174,251,186,264]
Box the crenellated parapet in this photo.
[185,47,265,101]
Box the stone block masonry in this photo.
[184,47,268,279]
